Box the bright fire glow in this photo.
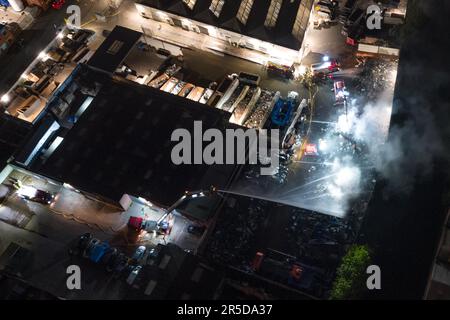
[337,115,351,133]
[296,65,307,76]
[335,167,359,188]
[318,139,328,152]
[327,183,343,199]
[326,161,362,200]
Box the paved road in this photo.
[0,179,145,299]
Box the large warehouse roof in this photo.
[137,0,314,51]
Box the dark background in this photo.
[361,0,450,299]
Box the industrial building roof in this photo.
[137,0,314,51]
[26,65,240,209]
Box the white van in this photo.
[310,61,333,74]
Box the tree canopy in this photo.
[330,245,372,300]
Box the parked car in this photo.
[68,233,92,256]
[266,61,294,79]
[132,246,146,262]
[147,247,161,259]
[126,266,142,285]
[317,0,338,9]
[136,41,150,52]
[316,9,332,21]
[315,5,333,17]
[310,61,339,76]
[101,247,118,265]
[156,48,171,58]
[187,225,206,237]
[83,238,100,258]
[105,250,121,272]
[17,186,55,205]
[102,30,111,38]
[112,254,129,278]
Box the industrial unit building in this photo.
[13,64,241,213]
[136,0,314,65]
[7,26,241,220]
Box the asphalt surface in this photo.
[229,54,378,219]
[182,48,302,96]
[0,181,144,299]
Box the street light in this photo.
[38,51,49,61]
[157,190,207,224]
[156,186,221,224]
[1,94,10,103]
